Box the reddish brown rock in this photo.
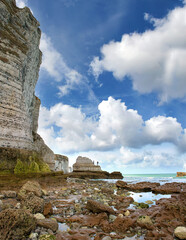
[109,171,123,179]
[56,228,96,240]
[112,216,136,233]
[86,200,115,214]
[68,213,108,227]
[116,180,128,188]
[152,182,184,194]
[101,188,114,195]
[43,202,53,216]
[37,218,58,232]
[114,196,134,210]
[126,182,160,192]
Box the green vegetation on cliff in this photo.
[14,153,51,174]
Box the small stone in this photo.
[145,200,153,204]
[124,210,130,216]
[29,232,38,240]
[0,200,3,206]
[39,234,55,240]
[0,195,4,199]
[16,203,21,209]
[110,232,117,237]
[42,189,48,196]
[34,213,45,220]
[102,236,112,240]
[137,216,153,225]
[109,214,117,222]
[174,226,186,239]
[118,213,124,218]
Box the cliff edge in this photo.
[0,0,55,171]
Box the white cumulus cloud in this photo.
[90,4,186,103]
[38,97,186,154]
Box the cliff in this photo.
[0,0,55,171]
[55,154,69,173]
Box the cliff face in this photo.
[0,0,55,170]
[55,154,69,173]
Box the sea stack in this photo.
[176,172,186,177]
[73,156,102,172]
[0,0,55,171]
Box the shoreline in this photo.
[0,176,185,239]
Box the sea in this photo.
[106,173,186,185]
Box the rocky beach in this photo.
[0,0,186,239]
[0,177,186,239]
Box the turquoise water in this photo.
[103,173,186,184]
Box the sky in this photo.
[16,0,186,174]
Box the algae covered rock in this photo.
[21,192,44,214]
[137,215,153,225]
[0,209,36,240]
[39,235,56,240]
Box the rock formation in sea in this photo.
[71,156,123,179]
[177,172,186,177]
[55,154,69,173]
[0,0,57,171]
[73,156,102,172]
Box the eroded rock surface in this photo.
[0,0,55,170]
[0,209,36,240]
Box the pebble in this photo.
[124,210,130,216]
[34,213,45,220]
[102,236,112,240]
[15,202,21,209]
[29,232,38,240]
[109,214,117,222]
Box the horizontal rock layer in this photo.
[0,0,55,170]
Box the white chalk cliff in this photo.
[0,0,55,170]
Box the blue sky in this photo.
[16,0,186,173]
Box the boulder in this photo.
[1,191,17,198]
[86,200,115,214]
[152,182,182,194]
[125,182,160,192]
[109,171,123,179]
[21,192,44,214]
[116,181,128,188]
[0,209,36,240]
[37,219,58,232]
[101,188,114,195]
[174,226,186,239]
[19,181,42,198]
